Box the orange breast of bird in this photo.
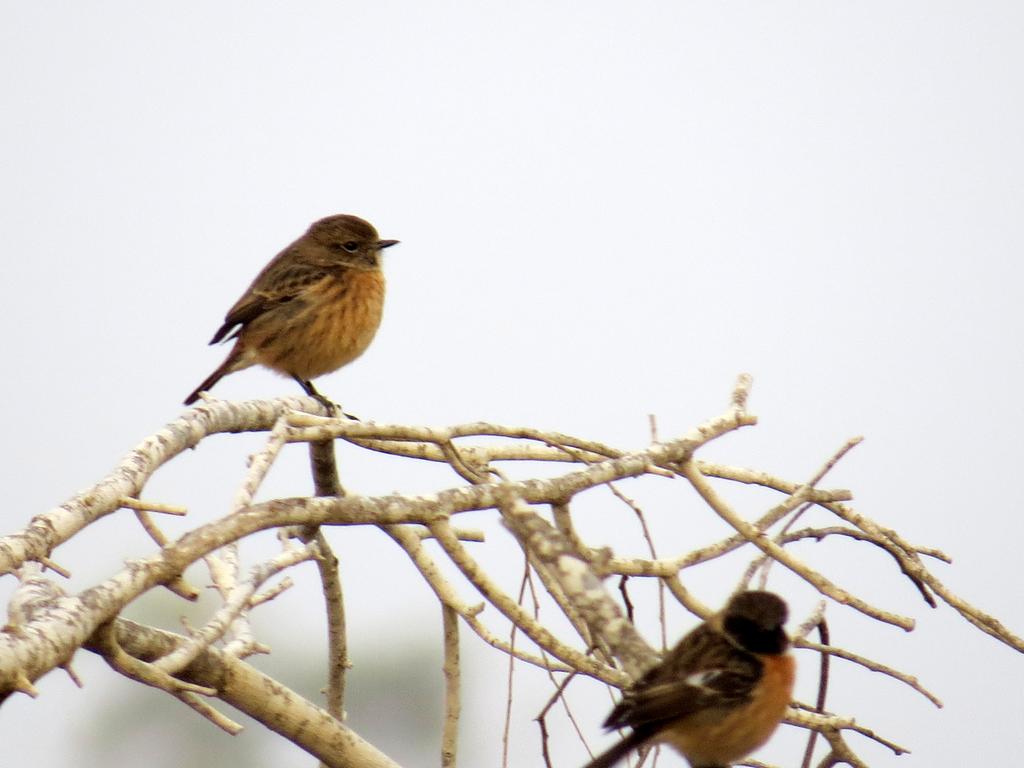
[252,268,386,380]
[662,653,795,767]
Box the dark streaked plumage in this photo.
[583,590,794,768]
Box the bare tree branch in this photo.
[1,377,1020,767]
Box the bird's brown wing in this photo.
[209,250,333,345]
[604,624,762,733]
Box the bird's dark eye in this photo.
[342,241,360,253]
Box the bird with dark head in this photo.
[582,590,794,768]
[183,214,399,409]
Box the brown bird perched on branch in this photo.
[582,590,794,768]
[183,214,398,409]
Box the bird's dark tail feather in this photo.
[580,731,650,768]
[183,348,245,405]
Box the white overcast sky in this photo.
[2,2,1023,767]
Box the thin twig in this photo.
[800,619,830,768]
[502,563,531,768]
[680,460,914,630]
[305,438,349,727]
[795,638,942,708]
[441,604,460,768]
[156,545,317,674]
[606,483,667,649]
[535,672,579,768]
[120,496,188,516]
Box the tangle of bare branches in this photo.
[0,376,1019,767]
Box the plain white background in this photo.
[1,2,1022,766]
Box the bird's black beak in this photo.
[377,239,400,249]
